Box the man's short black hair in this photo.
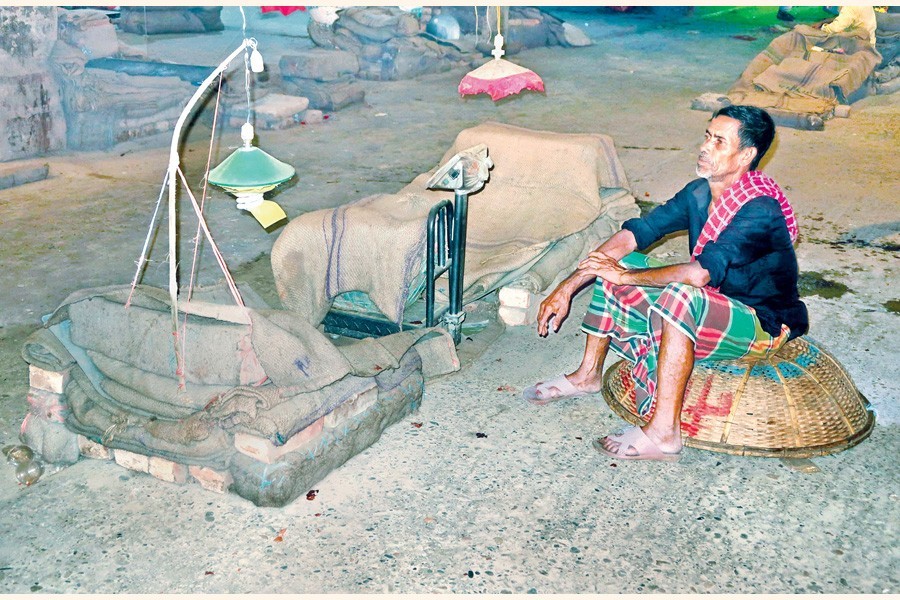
[712,105,776,171]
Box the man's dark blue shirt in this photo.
[621,177,809,339]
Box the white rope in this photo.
[176,167,246,312]
[240,6,252,124]
[126,170,169,308]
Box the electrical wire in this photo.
[185,72,225,304]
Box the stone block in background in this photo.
[301,109,324,124]
[58,70,192,150]
[0,8,67,161]
[335,7,419,43]
[57,9,118,60]
[691,92,732,112]
[560,22,593,47]
[280,77,365,111]
[355,35,469,81]
[228,93,310,130]
[392,39,456,80]
[0,162,49,190]
[116,7,223,35]
[279,49,360,81]
[0,73,67,161]
[503,15,552,55]
[0,6,60,69]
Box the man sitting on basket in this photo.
[525,104,808,462]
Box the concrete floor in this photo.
[0,8,897,593]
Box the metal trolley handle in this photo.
[424,144,493,344]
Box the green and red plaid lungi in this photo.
[582,252,790,417]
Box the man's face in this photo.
[696,116,755,182]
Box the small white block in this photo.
[498,305,531,327]
[29,365,69,394]
[303,109,324,124]
[114,449,149,473]
[499,286,535,310]
[254,93,310,118]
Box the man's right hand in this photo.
[535,229,638,337]
[537,285,572,337]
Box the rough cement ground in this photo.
[0,9,897,594]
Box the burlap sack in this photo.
[728,25,881,114]
[271,121,636,325]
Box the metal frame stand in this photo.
[322,194,469,344]
[322,144,490,345]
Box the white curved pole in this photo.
[167,38,256,311]
[165,38,257,383]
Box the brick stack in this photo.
[23,361,412,502]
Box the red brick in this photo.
[149,456,188,483]
[188,465,233,494]
[114,448,149,473]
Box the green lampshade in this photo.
[208,145,295,192]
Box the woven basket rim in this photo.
[600,360,876,458]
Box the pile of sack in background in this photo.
[301,6,591,82]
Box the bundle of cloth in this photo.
[693,25,883,130]
[873,11,900,95]
[270,121,640,326]
[21,283,458,504]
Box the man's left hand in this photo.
[577,250,630,286]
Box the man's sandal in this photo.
[522,374,589,405]
[591,426,682,462]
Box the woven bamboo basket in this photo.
[601,336,875,457]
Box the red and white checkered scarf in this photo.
[691,170,798,260]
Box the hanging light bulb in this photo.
[458,7,544,102]
[207,39,295,229]
[207,122,295,228]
